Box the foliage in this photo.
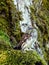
[0,0,23,45]
[0,0,49,65]
[42,0,49,10]
[0,50,47,65]
[30,0,49,64]
[0,17,9,34]
[0,30,12,50]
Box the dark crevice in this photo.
[35,61,42,65]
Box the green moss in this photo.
[0,17,9,34]
[0,30,11,50]
[0,0,49,65]
[0,0,22,43]
[42,0,49,10]
[0,50,47,65]
[30,0,49,43]
[30,0,49,63]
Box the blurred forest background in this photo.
[0,0,49,65]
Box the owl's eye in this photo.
[25,24,28,26]
[22,24,24,26]
[22,23,28,26]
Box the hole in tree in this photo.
[48,61,49,65]
[35,61,42,65]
